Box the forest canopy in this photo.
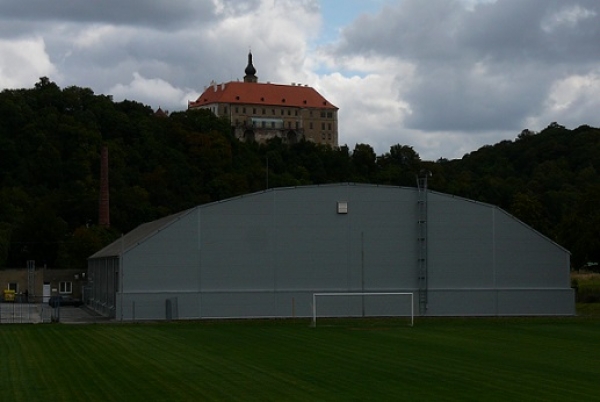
[1,78,599,270]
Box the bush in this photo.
[571,272,600,303]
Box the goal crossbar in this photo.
[311,292,414,327]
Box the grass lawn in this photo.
[1,316,599,401]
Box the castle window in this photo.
[262,108,266,115]
[321,122,325,130]
[328,123,332,130]
[243,107,246,113]
[235,107,239,113]
[327,112,333,118]
[309,122,313,129]
[253,108,256,114]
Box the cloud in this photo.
[526,70,600,130]
[541,4,597,33]
[109,72,199,111]
[0,37,58,89]
[324,0,600,158]
[0,0,216,28]
[12,0,322,110]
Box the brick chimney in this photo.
[99,146,110,227]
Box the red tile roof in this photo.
[189,81,338,110]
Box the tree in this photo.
[510,191,548,234]
[351,143,377,181]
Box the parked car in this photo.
[48,296,83,308]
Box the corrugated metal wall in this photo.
[91,184,574,320]
[87,257,118,318]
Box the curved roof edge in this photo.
[88,208,195,259]
[427,189,570,254]
[89,183,569,259]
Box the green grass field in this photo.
[1,316,599,401]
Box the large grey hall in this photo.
[87,183,574,320]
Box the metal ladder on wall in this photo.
[27,260,35,302]
[417,173,430,315]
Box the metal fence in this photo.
[1,300,107,324]
[0,302,52,324]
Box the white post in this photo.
[311,293,317,327]
[411,293,414,327]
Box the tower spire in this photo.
[244,51,258,83]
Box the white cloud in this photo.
[73,24,121,49]
[109,72,199,110]
[541,5,597,33]
[210,0,320,84]
[310,55,415,154]
[0,37,58,89]
[525,71,600,131]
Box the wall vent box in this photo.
[337,201,348,214]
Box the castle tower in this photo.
[244,51,258,83]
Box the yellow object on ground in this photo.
[3,289,16,302]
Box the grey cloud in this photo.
[336,0,600,64]
[335,0,464,61]
[459,0,600,64]
[0,0,217,29]
[331,0,600,133]
[402,63,550,132]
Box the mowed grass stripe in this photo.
[1,318,599,401]
[404,320,596,400]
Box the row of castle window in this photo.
[226,106,334,119]
[233,120,334,131]
[311,122,334,130]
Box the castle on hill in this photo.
[189,52,338,146]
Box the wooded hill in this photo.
[1,78,598,270]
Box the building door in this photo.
[43,282,51,303]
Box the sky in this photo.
[1,0,599,160]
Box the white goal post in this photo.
[311,292,414,327]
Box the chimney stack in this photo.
[99,146,110,227]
